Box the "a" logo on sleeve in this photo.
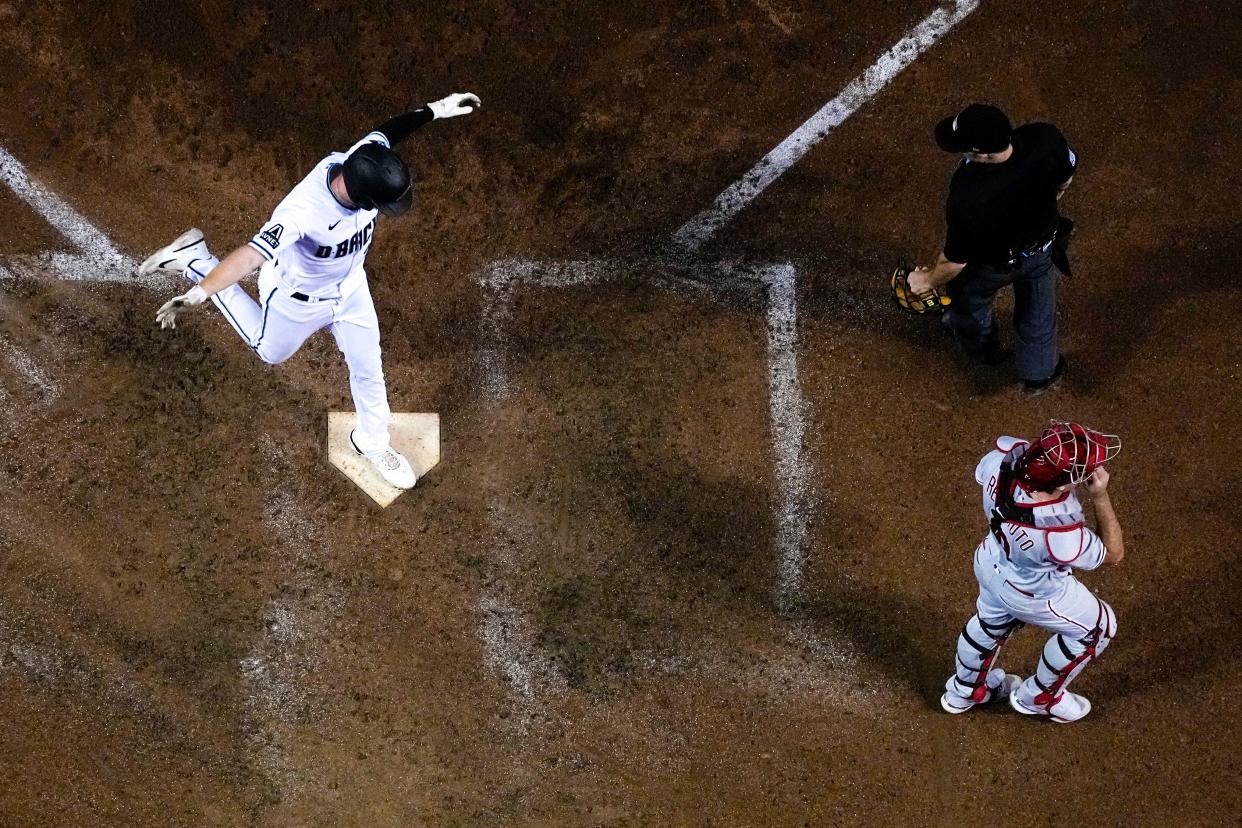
[259,223,284,249]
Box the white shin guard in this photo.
[947,614,1022,704]
[1017,602,1116,712]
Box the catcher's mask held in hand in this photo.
[1020,420,1121,489]
[891,258,951,314]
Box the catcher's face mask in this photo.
[1022,420,1121,488]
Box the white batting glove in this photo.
[429,92,481,120]
[156,285,209,330]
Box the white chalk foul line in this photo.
[0,143,137,281]
[672,0,980,251]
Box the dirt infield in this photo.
[1,1,1240,825]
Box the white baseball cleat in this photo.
[138,228,211,278]
[940,668,1022,714]
[940,692,975,714]
[1010,690,1092,723]
[991,671,1022,702]
[351,429,417,490]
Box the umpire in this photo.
[907,103,1077,394]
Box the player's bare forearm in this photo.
[1095,493,1124,564]
[907,253,966,294]
[199,244,265,298]
[928,253,966,288]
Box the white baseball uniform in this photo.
[183,130,396,454]
[943,436,1118,713]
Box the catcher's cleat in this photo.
[350,429,417,490]
[138,228,211,278]
[1010,689,1092,723]
[892,258,951,315]
[941,668,1020,714]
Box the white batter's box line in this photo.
[478,256,794,408]
[469,0,984,706]
[479,597,568,700]
[0,337,61,404]
[671,0,980,252]
[763,263,816,612]
[239,436,344,801]
[477,255,817,618]
[0,143,140,283]
[479,256,788,296]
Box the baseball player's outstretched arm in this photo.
[375,108,435,145]
[374,93,482,145]
[1085,469,1125,564]
[155,244,265,329]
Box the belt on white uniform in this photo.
[288,290,339,303]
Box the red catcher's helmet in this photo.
[1020,420,1121,489]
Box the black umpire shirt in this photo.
[943,123,1077,266]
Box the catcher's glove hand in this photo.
[891,258,950,315]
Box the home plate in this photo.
[327,412,441,507]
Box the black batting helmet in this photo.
[342,143,413,217]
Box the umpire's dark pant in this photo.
[943,248,1058,382]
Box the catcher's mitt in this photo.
[891,258,951,315]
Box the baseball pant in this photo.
[943,248,1059,382]
[945,542,1117,711]
[185,255,392,454]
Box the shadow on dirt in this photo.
[1107,549,1242,700]
[1068,225,1242,392]
[793,578,962,699]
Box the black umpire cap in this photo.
[342,143,413,217]
[935,103,1013,154]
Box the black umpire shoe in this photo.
[940,315,1011,365]
[975,339,1012,366]
[1023,355,1067,396]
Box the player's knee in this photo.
[1052,633,1087,662]
[348,360,385,385]
[254,343,291,366]
[186,259,212,282]
[1015,315,1056,344]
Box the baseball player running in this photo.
[140,93,481,489]
[941,421,1125,723]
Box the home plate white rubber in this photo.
[327,412,441,507]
